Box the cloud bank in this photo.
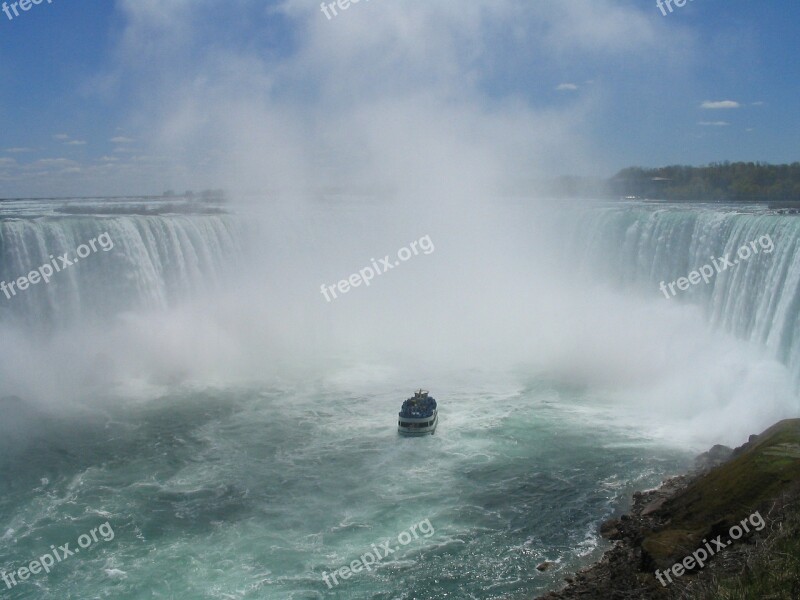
[99,0,677,197]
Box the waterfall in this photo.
[561,202,800,382]
[3,198,800,388]
[0,209,242,328]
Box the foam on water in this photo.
[1,198,798,598]
[0,379,689,599]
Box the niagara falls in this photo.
[1,2,799,599]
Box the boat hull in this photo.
[398,410,438,436]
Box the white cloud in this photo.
[698,121,730,126]
[33,158,79,168]
[701,100,740,109]
[53,134,70,140]
[6,0,693,195]
[5,147,34,153]
[528,0,662,56]
[65,140,87,146]
[105,0,682,195]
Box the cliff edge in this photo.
[537,419,800,600]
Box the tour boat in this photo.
[398,389,438,435]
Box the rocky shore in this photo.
[536,419,800,600]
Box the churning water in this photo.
[0,197,797,599]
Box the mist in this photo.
[0,0,793,452]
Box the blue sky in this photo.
[0,0,798,196]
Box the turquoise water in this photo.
[0,376,689,599]
[2,198,797,598]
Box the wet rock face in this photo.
[694,444,733,472]
[598,518,622,541]
[537,419,800,600]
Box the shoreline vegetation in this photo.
[536,419,800,600]
[536,162,800,203]
[612,163,800,203]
